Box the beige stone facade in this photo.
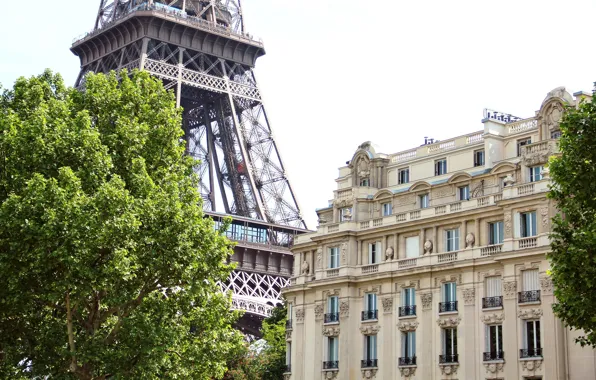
[283,87,596,380]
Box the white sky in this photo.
[1,0,595,229]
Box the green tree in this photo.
[549,87,596,347]
[0,70,243,379]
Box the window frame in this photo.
[520,211,537,237]
[364,334,378,361]
[402,331,416,358]
[523,320,541,350]
[327,336,339,361]
[529,166,543,182]
[442,328,458,356]
[365,293,378,312]
[403,288,416,306]
[328,247,340,269]
[489,221,504,245]
[382,202,392,217]
[360,178,370,187]
[485,324,503,355]
[398,167,410,185]
[328,296,339,314]
[474,149,485,167]
[368,242,381,264]
[435,159,447,176]
[458,185,470,201]
[445,228,460,252]
[419,193,430,209]
[517,138,532,157]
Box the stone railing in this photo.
[518,237,538,249]
[435,205,447,215]
[373,218,383,227]
[398,258,418,269]
[517,184,535,196]
[480,244,503,257]
[438,252,458,263]
[327,224,339,233]
[326,269,340,278]
[388,131,487,164]
[336,189,353,201]
[507,117,538,134]
[523,141,550,155]
[362,264,379,274]
[450,202,462,212]
[391,149,417,163]
[466,133,484,144]
[360,221,370,229]
[477,196,490,207]
[396,213,407,222]
[428,140,456,153]
[410,210,421,219]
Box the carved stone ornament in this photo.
[465,232,475,248]
[359,325,381,335]
[399,367,416,377]
[284,373,291,380]
[301,260,310,275]
[340,301,349,319]
[463,287,475,306]
[398,321,419,332]
[484,362,504,374]
[504,212,512,238]
[318,217,328,225]
[503,281,517,299]
[518,308,543,320]
[285,330,292,341]
[314,304,324,321]
[421,292,433,310]
[541,207,550,228]
[503,173,515,187]
[385,246,394,260]
[540,276,554,295]
[424,240,433,254]
[316,247,323,269]
[521,359,543,372]
[362,368,378,379]
[296,308,305,323]
[481,313,505,324]
[334,199,353,209]
[437,317,461,328]
[324,371,338,379]
[439,363,459,375]
[358,157,370,179]
[322,326,340,337]
[382,297,393,314]
[341,242,348,264]
[541,166,550,179]
[522,142,552,167]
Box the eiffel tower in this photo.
[71,0,307,337]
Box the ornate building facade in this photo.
[282,87,596,380]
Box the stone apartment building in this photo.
[282,87,596,380]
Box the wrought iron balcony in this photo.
[398,356,417,366]
[324,313,340,324]
[361,359,378,368]
[361,310,378,321]
[439,354,458,364]
[482,296,503,309]
[286,320,292,329]
[284,364,291,373]
[323,361,339,370]
[483,351,504,361]
[399,305,416,317]
[520,348,542,358]
[439,301,458,313]
[518,290,541,303]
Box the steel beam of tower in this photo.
[71,0,308,337]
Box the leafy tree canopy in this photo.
[549,87,596,347]
[0,70,243,379]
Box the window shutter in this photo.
[411,331,416,356]
[531,212,537,236]
[523,269,539,291]
[368,243,373,264]
[441,329,446,354]
[375,242,381,263]
[513,212,520,238]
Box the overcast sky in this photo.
[1,0,595,228]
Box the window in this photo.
[382,203,392,216]
[517,138,531,156]
[339,207,352,222]
[500,176,508,188]
[529,166,543,182]
[484,324,503,361]
[483,276,502,308]
[489,221,504,245]
[419,194,430,209]
[440,282,457,312]
[398,168,410,184]
[474,149,485,167]
[328,247,339,269]
[405,236,420,258]
[551,130,562,139]
[522,320,542,357]
[326,296,339,323]
[520,269,540,303]
[362,335,377,367]
[400,288,416,317]
[458,185,470,201]
[360,178,370,187]
[325,337,339,368]
[446,228,460,252]
[362,293,378,320]
[401,331,416,362]
[520,211,537,237]
[441,328,458,362]
[435,159,447,176]
[368,242,381,264]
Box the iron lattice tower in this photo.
[71,0,307,337]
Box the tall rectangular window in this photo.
[398,168,410,184]
[403,288,416,306]
[364,335,377,361]
[435,159,447,176]
[485,277,502,297]
[328,296,339,314]
[328,247,339,269]
[521,211,537,237]
[360,178,370,187]
[446,228,460,252]
[402,331,416,358]
[405,236,420,258]
[368,242,381,264]
[523,320,541,353]
[443,282,457,303]
[529,166,543,182]
[442,328,458,359]
[489,221,504,245]
[474,150,485,167]
[458,186,470,201]
[485,325,503,360]
[522,269,539,291]
[327,336,339,362]
[365,293,377,312]
[419,194,430,209]
[517,138,531,156]
[382,203,392,216]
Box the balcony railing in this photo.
[398,356,417,366]
[284,364,291,373]
[361,310,378,321]
[480,244,503,256]
[439,354,458,364]
[439,301,458,313]
[286,320,293,329]
[519,290,541,303]
[324,313,340,324]
[323,361,339,369]
[483,351,504,361]
[361,359,378,368]
[520,348,542,358]
[399,305,416,317]
[482,296,503,309]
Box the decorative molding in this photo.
[540,276,554,295]
[284,374,291,380]
[540,206,550,228]
[316,247,323,269]
[424,240,433,254]
[323,371,338,379]
[322,326,340,337]
[504,212,512,238]
[437,317,461,328]
[421,292,433,310]
[481,313,505,324]
[432,186,455,199]
[340,301,349,319]
[522,143,552,166]
[395,194,416,206]
[296,308,305,323]
[484,362,504,374]
[323,289,341,298]
[362,368,377,379]
[359,325,381,335]
[285,330,292,341]
[465,232,475,248]
[503,281,517,299]
[397,321,419,332]
[314,304,324,321]
[439,363,459,375]
[463,288,475,306]
[518,308,543,320]
[478,270,503,282]
[435,274,462,287]
[359,285,380,296]
[397,280,420,291]
[399,367,416,378]
[341,241,348,265]
[382,297,393,314]
[521,359,543,372]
